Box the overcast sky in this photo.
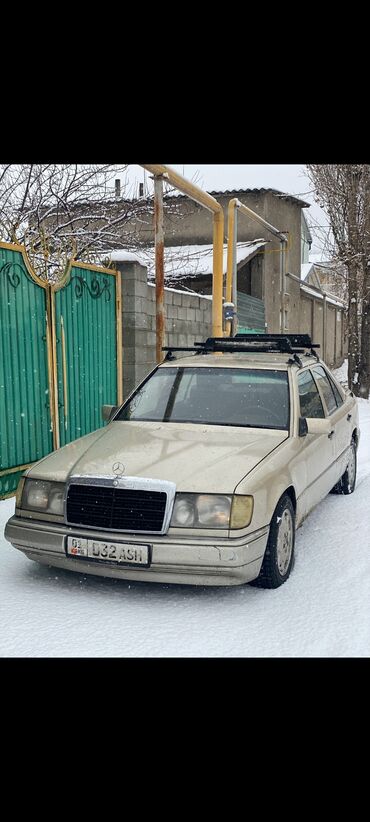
[124,164,331,259]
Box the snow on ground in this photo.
[1,389,369,658]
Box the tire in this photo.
[337,440,357,495]
[250,494,295,589]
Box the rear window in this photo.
[115,367,290,430]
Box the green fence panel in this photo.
[54,265,117,448]
[0,246,53,497]
[237,292,265,332]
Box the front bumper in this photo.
[5,516,268,587]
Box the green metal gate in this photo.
[0,245,122,498]
[53,262,122,448]
[0,242,53,497]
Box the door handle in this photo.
[60,316,68,431]
[328,430,335,439]
[347,414,352,421]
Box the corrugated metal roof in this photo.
[209,188,310,207]
[164,188,310,208]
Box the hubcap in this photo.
[347,444,356,489]
[276,508,293,576]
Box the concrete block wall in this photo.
[115,258,345,401]
[299,291,344,368]
[286,273,345,368]
[116,259,212,399]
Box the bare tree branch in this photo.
[0,164,185,283]
[306,164,370,396]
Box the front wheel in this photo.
[250,494,295,589]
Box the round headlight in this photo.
[20,479,65,516]
[48,483,65,515]
[23,480,50,510]
[171,497,196,527]
[197,495,231,527]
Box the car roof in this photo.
[159,335,323,372]
[159,353,320,371]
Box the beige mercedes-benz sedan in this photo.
[5,335,359,588]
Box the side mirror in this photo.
[102,404,118,422]
[306,417,331,435]
[298,417,308,437]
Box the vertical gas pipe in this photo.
[154,176,165,362]
[226,199,238,336]
[226,197,288,334]
[139,165,224,338]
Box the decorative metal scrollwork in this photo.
[0,260,28,289]
[70,274,111,301]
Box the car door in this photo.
[296,368,336,518]
[311,365,353,485]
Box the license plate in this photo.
[66,537,150,566]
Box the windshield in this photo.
[115,367,290,430]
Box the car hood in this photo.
[28,421,288,493]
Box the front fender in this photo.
[233,440,300,533]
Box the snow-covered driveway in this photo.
[1,400,369,658]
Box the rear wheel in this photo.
[339,440,357,494]
[330,440,357,495]
[250,494,295,589]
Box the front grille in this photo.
[66,484,167,532]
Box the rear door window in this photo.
[298,370,325,418]
[327,373,344,407]
[312,366,338,415]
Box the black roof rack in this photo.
[163,334,320,362]
[234,333,319,349]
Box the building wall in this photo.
[118,260,212,399]
[299,293,344,367]
[285,274,301,335]
[116,252,344,402]
[301,212,312,264]
[258,194,303,333]
[335,308,344,363]
[122,188,304,256]
[118,189,311,336]
[326,307,336,365]
[313,300,324,353]
[299,296,313,336]
[281,268,345,366]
